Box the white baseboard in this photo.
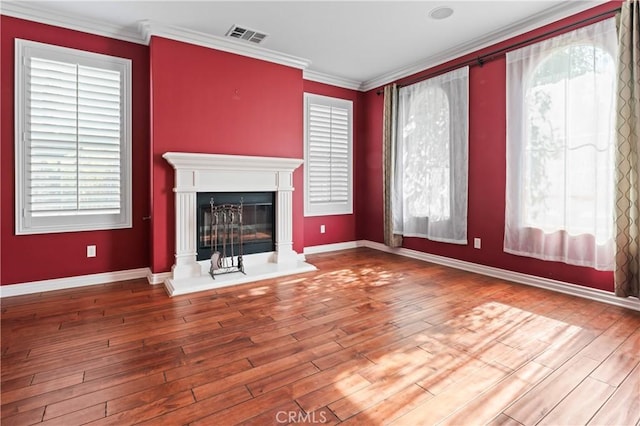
[303,241,360,255]
[4,241,637,312]
[1,252,309,296]
[147,271,171,285]
[303,240,639,312]
[0,268,151,298]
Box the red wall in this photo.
[149,37,305,274]
[2,2,621,294]
[358,3,619,292]
[0,16,150,285]
[302,80,361,247]
[358,89,385,244]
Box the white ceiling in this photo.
[3,1,604,90]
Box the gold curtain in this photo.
[614,0,640,297]
[383,84,402,248]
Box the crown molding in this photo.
[303,69,363,91]
[0,0,145,45]
[140,20,311,70]
[1,0,609,93]
[361,1,606,92]
[0,2,311,71]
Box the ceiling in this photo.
[3,1,604,90]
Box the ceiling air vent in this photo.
[225,25,268,44]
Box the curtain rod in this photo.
[376,6,621,95]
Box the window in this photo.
[304,93,353,216]
[15,39,132,234]
[402,85,451,220]
[504,18,617,270]
[393,67,469,244]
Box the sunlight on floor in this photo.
[327,299,580,423]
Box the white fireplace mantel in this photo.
[163,152,315,296]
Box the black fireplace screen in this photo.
[196,192,275,261]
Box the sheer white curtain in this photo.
[504,18,617,270]
[393,67,469,244]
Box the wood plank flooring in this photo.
[2,248,639,425]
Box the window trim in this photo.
[303,93,354,217]
[15,39,132,235]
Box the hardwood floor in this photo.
[2,248,639,425]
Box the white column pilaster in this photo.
[271,170,298,264]
[171,191,201,279]
[273,188,297,264]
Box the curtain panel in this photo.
[614,0,640,298]
[382,84,403,248]
[504,18,618,270]
[393,67,469,244]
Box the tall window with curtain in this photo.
[393,67,469,244]
[504,18,618,270]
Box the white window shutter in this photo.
[77,64,122,213]
[28,57,79,215]
[15,39,132,234]
[28,58,123,217]
[304,94,353,216]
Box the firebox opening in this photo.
[196,192,275,261]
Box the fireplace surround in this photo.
[163,152,315,296]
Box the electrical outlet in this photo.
[320,224,326,234]
[87,245,96,258]
[473,238,481,249]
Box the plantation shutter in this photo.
[27,57,122,217]
[304,94,353,216]
[15,39,132,235]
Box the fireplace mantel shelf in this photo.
[163,152,314,296]
[164,152,303,173]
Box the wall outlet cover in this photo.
[473,238,481,249]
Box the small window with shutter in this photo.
[15,39,132,234]
[304,93,353,216]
